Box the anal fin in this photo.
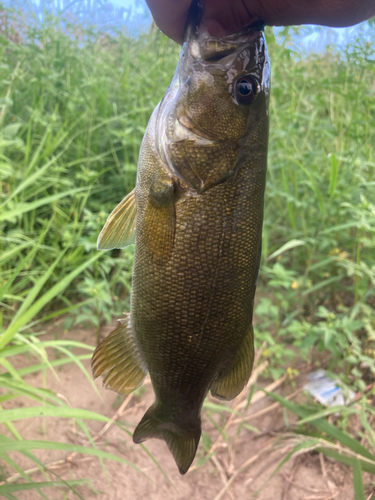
[97,188,137,250]
[210,326,254,401]
[91,315,147,394]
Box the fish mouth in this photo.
[198,22,265,62]
[180,11,265,67]
[185,1,264,61]
[154,16,268,180]
[176,28,268,143]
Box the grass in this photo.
[0,2,374,498]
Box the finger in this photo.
[203,0,259,37]
[145,0,192,44]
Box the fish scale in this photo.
[92,9,270,474]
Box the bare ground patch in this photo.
[1,324,356,500]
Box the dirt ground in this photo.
[2,322,357,500]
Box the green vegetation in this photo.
[0,4,374,499]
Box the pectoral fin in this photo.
[91,315,147,394]
[97,189,137,250]
[142,173,176,264]
[210,327,254,401]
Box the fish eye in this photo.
[234,76,257,105]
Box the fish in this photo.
[92,4,270,475]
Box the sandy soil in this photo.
[1,323,356,500]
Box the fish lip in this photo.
[191,20,265,62]
[198,20,265,42]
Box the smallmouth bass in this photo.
[92,9,270,475]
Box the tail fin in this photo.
[133,404,201,475]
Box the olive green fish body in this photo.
[93,16,270,474]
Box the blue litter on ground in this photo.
[304,369,355,406]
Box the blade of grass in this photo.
[266,239,306,261]
[0,438,147,476]
[0,153,62,210]
[328,153,339,197]
[0,252,102,348]
[316,447,375,475]
[8,354,92,378]
[0,186,91,222]
[353,459,365,500]
[298,405,360,424]
[0,406,117,424]
[49,345,100,395]
[0,453,49,500]
[11,250,66,325]
[265,391,375,461]
[0,480,89,494]
[0,379,66,406]
[0,229,49,304]
[252,438,319,497]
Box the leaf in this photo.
[0,152,62,210]
[0,358,23,382]
[353,459,365,500]
[0,443,87,499]
[0,406,115,424]
[328,153,339,197]
[298,406,359,424]
[0,452,48,499]
[11,250,66,325]
[317,447,375,475]
[0,480,89,494]
[0,438,147,476]
[118,426,174,488]
[12,354,92,378]
[0,379,65,406]
[0,242,33,266]
[0,235,44,304]
[0,161,13,178]
[302,276,341,296]
[264,391,375,461]
[0,186,90,221]
[253,438,319,496]
[290,157,325,215]
[0,252,102,348]
[266,239,306,261]
[3,123,22,139]
[203,401,240,416]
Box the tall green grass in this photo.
[257,27,375,389]
[0,3,374,498]
[0,7,180,330]
[0,7,178,497]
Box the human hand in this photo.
[146,0,375,44]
